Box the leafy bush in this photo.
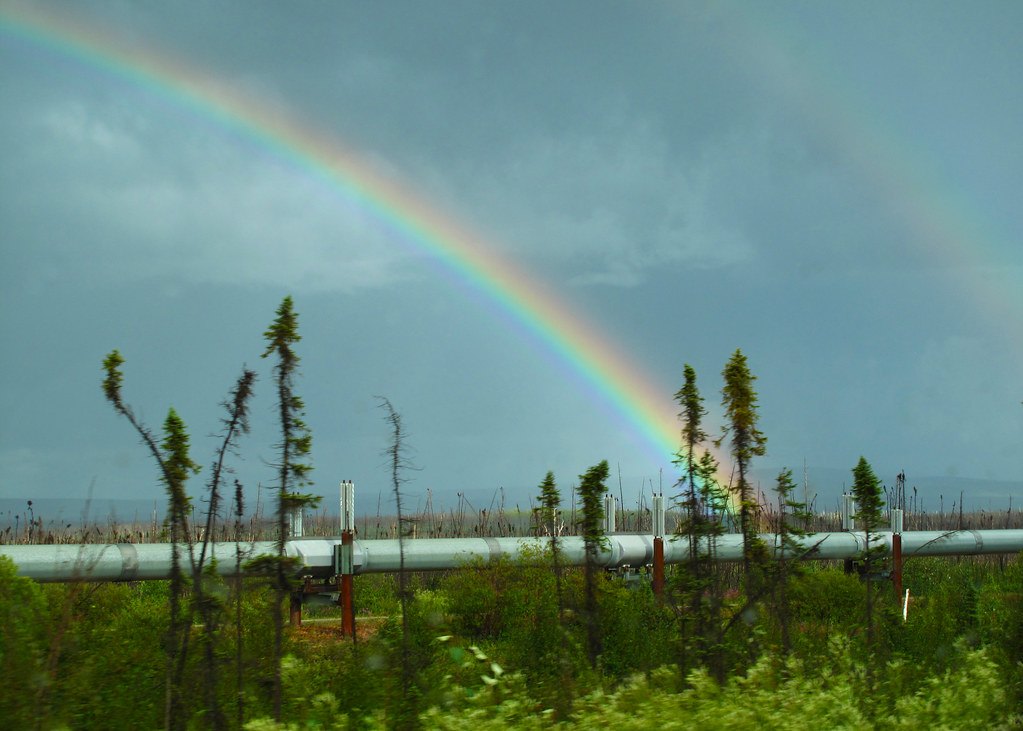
[6,552,1022,729]
[243,640,1019,729]
[0,556,50,726]
[599,578,674,681]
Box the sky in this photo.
[1,0,1021,524]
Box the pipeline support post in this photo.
[603,494,617,534]
[290,588,303,627]
[842,494,856,574]
[891,508,904,601]
[652,495,665,598]
[338,480,356,638]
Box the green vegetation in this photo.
[2,552,1021,729]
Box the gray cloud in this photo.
[1,0,1020,513]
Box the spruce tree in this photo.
[537,471,565,620]
[851,455,885,659]
[771,467,811,654]
[676,364,708,509]
[716,349,768,598]
[260,296,319,720]
[672,365,720,675]
[696,447,729,682]
[576,460,609,668]
[538,471,561,539]
[537,470,571,719]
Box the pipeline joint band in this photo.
[117,543,139,581]
[970,530,983,554]
[483,537,502,563]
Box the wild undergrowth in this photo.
[3,550,1021,730]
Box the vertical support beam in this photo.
[652,494,665,539]
[338,480,356,639]
[891,508,904,601]
[842,494,856,531]
[652,538,665,597]
[339,534,355,638]
[287,488,305,538]
[842,493,856,574]
[652,494,665,598]
[603,494,616,534]
[340,480,355,534]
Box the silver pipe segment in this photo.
[3,530,1022,583]
[0,541,279,582]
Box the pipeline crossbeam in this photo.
[3,529,1022,583]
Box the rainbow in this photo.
[705,4,1023,358]
[0,4,715,490]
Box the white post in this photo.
[891,508,904,534]
[340,480,355,533]
[652,494,665,539]
[290,497,303,537]
[842,494,857,531]
[603,494,617,534]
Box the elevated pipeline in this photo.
[3,529,1022,583]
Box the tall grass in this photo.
[3,493,1021,545]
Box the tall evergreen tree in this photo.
[538,471,561,539]
[851,455,885,661]
[537,470,571,719]
[716,349,768,597]
[695,448,729,682]
[771,467,811,654]
[576,460,609,668]
[159,409,202,730]
[260,296,318,720]
[676,364,708,508]
[672,365,721,675]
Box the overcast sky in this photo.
[1,0,1021,521]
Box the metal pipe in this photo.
[0,541,278,582]
[3,530,1022,583]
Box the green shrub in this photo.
[0,557,51,726]
[244,640,1020,729]
[37,580,168,729]
[599,578,674,681]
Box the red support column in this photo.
[652,536,665,598]
[891,508,904,613]
[289,591,302,627]
[339,530,356,638]
[337,479,357,639]
[651,494,665,599]
[892,532,903,603]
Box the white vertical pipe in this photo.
[603,494,616,534]
[891,508,904,535]
[340,480,355,533]
[652,495,665,538]
[290,499,303,537]
[842,494,857,531]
